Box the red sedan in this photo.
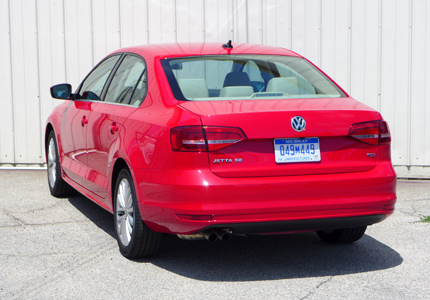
[46,42,396,258]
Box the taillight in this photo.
[348,120,391,145]
[171,126,206,151]
[204,126,246,151]
[171,126,246,152]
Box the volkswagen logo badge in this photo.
[291,116,306,132]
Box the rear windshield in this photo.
[161,55,346,101]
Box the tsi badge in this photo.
[212,158,243,164]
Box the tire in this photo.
[46,131,75,197]
[316,226,367,244]
[113,169,163,258]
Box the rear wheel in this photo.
[46,131,75,197]
[316,226,367,244]
[114,169,163,258]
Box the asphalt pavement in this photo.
[1,170,429,299]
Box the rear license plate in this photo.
[274,138,321,163]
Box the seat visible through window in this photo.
[223,72,252,87]
[266,77,300,95]
[178,79,209,98]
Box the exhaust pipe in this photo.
[177,231,218,242]
[177,233,206,241]
[204,231,218,242]
[213,229,231,241]
[177,229,231,242]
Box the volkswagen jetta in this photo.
[46,42,396,258]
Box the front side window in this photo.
[77,55,121,100]
[162,55,346,101]
[104,55,147,105]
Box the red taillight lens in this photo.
[171,126,206,151]
[348,120,391,145]
[204,126,246,151]
[378,121,391,144]
[171,126,246,152]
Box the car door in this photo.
[85,54,147,200]
[61,54,121,190]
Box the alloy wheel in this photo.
[115,178,134,247]
[47,138,57,189]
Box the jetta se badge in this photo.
[212,158,243,164]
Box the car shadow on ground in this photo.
[146,234,403,281]
[68,194,403,281]
[68,194,115,237]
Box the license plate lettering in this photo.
[274,138,321,163]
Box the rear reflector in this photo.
[171,126,246,152]
[383,204,395,211]
[176,214,213,221]
[348,120,391,145]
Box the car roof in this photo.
[111,43,301,59]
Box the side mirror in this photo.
[50,83,72,100]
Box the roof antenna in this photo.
[222,40,233,50]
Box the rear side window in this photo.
[77,55,120,100]
[162,55,346,101]
[104,55,147,105]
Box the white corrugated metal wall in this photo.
[0,0,429,177]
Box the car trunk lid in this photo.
[179,97,382,178]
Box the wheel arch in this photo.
[44,123,57,163]
[111,158,131,207]
[45,124,54,149]
[45,122,64,163]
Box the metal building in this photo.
[0,0,429,178]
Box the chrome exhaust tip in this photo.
[212,229,232,241]
[203,231,218,242]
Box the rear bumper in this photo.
[134,161,396,234]
[200,215,386,235]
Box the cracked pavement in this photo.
[1,170,429,299]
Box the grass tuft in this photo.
[419,215,430,223]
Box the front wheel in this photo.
[114,169,163,258]
[316,226,367,244]
[46,131,75,197]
